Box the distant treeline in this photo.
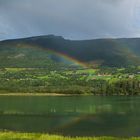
[0,68,139,95]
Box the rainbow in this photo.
[17,43,88,68]
[45,48,88,68]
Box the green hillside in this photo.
[0,35,140,68]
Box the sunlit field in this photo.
[0,132,140,140]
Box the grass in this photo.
[76,69,97,74]
[0,132,140,140]
[5,68,26,72]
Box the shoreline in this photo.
[0,93,90,96]
[0,93,73,96]
[0,93,137,96]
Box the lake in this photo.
[0,95,140,137]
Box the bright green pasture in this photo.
[0,132,140,140]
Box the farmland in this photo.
[0,67,139,95]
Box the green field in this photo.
[0,67,139,95]
[0,132,140,140]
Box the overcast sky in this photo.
[0,0,140,40]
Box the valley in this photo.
[0,67,139,95]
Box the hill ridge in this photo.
[0,35,140,68]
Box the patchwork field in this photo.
[0,67,139,95]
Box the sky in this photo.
[0,0,140,40]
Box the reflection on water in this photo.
[0,96,140,137]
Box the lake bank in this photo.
[0,131,139,140]
[0,93,137,96]
[0,93,74,96]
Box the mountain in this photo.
[0,35,140,68]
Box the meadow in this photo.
[0,132,140,140]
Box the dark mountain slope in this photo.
[0,35,140,68]
[118,38,140,56]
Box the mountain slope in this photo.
[0,35,140,68]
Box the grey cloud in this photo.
[0,0,139,40]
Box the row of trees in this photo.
[0,77,139,95]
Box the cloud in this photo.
[0,0,139,40]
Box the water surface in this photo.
[0,95,140,137]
